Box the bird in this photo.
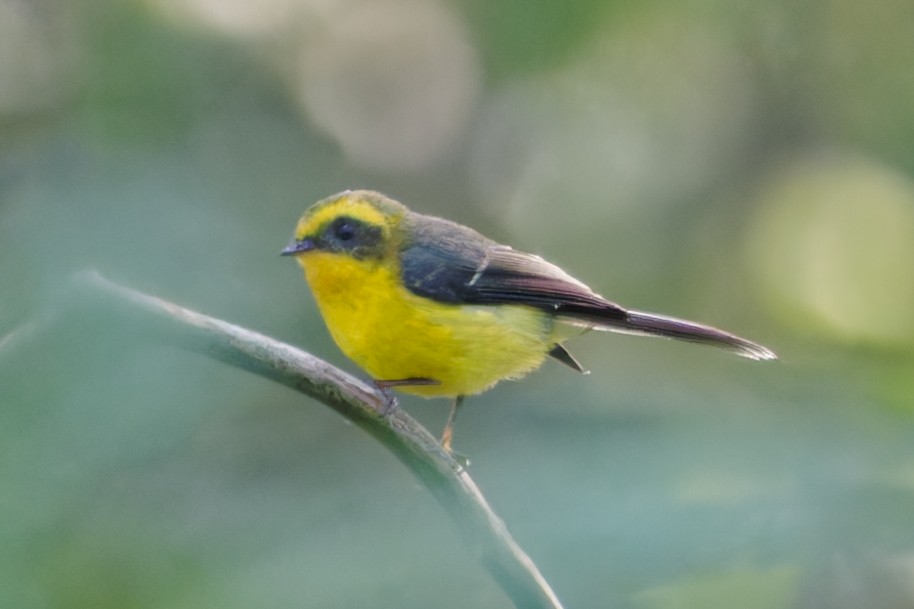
[282,190,776,450]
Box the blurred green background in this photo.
[3,0,914,607]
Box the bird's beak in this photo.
[280,238,316,256]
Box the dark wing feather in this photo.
[455,246,629,322]
[399,214,776,361]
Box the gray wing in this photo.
[399,214,628,320]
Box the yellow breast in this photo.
[298,251,554,397]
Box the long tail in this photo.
[598,310,777,361]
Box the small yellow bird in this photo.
[282,190,775,449]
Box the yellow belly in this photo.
[299,252,554,397]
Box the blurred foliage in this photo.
[2,0,914,607]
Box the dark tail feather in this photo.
[602,310,777,361]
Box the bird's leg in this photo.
[440,395,465,453]
[373,377,440,417]
[374,377,441,389]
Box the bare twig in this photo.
[65,270,564,609]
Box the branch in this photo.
[64,270,565,609]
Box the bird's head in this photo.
[281,190,407,261]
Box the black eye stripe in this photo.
[317,216,384,258]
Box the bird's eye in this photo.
[334,220,356,241]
